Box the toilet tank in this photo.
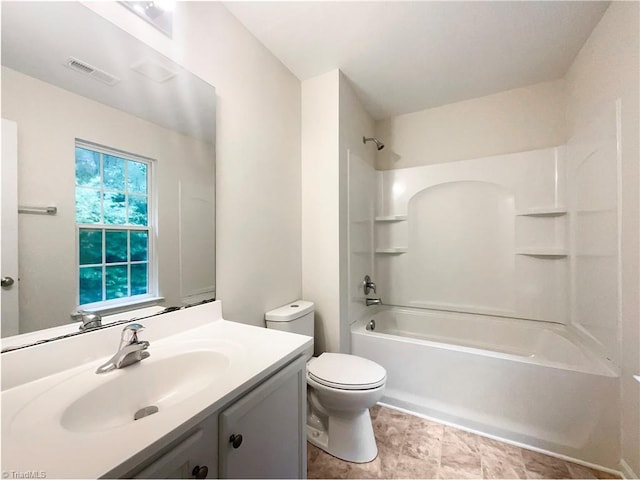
[265,300,314,337]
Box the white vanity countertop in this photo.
[1,301,313,479]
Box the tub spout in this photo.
[366,298,382,307]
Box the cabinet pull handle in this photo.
[229,434,243,448]
[192,465,209,479]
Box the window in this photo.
[75,141,155,307]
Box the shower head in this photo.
[363,136,385,151]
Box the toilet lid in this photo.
[307,353,386,390]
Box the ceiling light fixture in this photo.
[120,1,174,38]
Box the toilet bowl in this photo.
[265,301,386,463]
[306,353,385,463]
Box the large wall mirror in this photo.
[1,2,216,343]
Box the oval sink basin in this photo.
[10,343,236,437]
[61,350,229,433]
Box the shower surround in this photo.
[348,118,621,470]
[374,146,569,323]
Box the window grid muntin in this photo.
[77,227,150,303]
[75,140,154,307]
[76,144,150,227]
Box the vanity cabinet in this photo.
[128,355,307,479]
[2,302,313,480]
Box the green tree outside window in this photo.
[75,144,153,306]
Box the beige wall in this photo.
[2,66,214,333]
[339,73,375,353]
[301,70,340,355]
[565,2,640,477]
[375,79,566,170]
[339,73,377,171]
[300,70,375,355]
[85,2,302,327]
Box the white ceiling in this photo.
[224,1,610,120]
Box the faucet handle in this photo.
[363,275,377,295]
[124,323,144,332]
[76,310,102,331]
[121,323,145,344]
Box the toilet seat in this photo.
[307,353,386,391]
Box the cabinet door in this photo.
[219,356,307,479]
[133,415,217,479]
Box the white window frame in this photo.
[74,139,158,312]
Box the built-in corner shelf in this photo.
[516,248,568,258]
[516,207,567,217]
[376,247,408,254]
[375,215,408,222]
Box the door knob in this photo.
[1,276,15,287]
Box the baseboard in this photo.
[619,459,639,479]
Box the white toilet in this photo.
[265,301,386,463]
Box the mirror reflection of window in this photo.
[75,141,155,308]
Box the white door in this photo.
[2,118,20,336]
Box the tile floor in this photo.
[307,405,618,479]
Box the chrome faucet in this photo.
[77,310,102,331]
[96,323,150,374]
[366,297,383,306]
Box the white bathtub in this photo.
[351,307,620,469]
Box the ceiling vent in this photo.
[64,57,120,86]
[130,57,178,83]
